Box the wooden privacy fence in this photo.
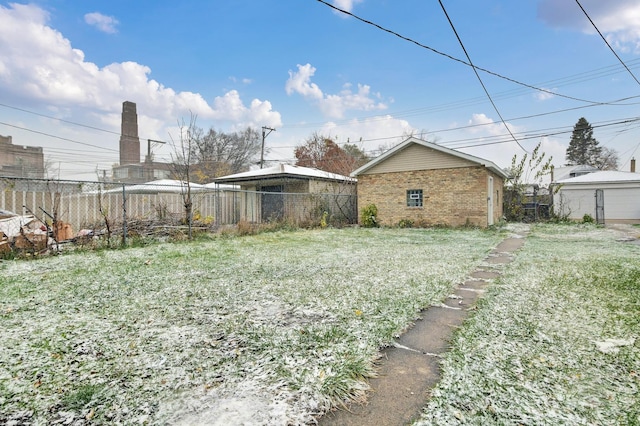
[0,177,357,238]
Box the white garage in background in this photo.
[554,170,640,224]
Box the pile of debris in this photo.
[0,209,74,256]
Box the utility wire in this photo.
[0,121,118,152]
[3,59,639,143]
[437,0,527,153]
[0,102,122,137]
[263,117,640,161]
[257,105,640,154]
[0,102,171,144]
[574,0,640,88]
[315,0,599,105]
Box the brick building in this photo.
[0,134,45,178]
[351,137,508,227]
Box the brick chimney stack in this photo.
[119,101,140,165]
[631,158,636,173]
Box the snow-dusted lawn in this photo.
[0,227,503,425]
[417,224,640,425]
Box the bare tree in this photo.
[42,157,59,180]
[593,146,619,170]
[169,114,201,239]
[402,128,439,143]
[189,126,262,182]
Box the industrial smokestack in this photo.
[119,101,141,165]
[631,158,636,173]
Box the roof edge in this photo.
[351,137,509,179]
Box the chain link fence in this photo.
[0,176,357,249]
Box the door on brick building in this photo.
[487,176,494,226]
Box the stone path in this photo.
[318,234,527,426]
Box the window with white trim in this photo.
[406,189,423,207]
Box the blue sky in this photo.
[1,0,640,180]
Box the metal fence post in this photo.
[122,183,127,246]
[216,184,220,227]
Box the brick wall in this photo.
[0,134,45,178]
[357,166,503,227]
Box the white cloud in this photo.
[538,0,640,52]
[285,63,323,99]
[454,113,528,168]
[538,135,568,167]
[454,113,569,173]
[321,115,413,146]
[286,63,387,119]
[210,90,281,129]
[0,3,282,133]
[228,76,253,85]
[332,0,364,14]
[534,88,556,101]
[467,113,521,136]
[0,3,284,177]
[321,83,387,118]
[84,12,119,34]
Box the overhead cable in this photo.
[0,102,122,137]
[574,0,640,88]
[437,0,527,152]
[314,0,599,105]
[0,121,119,152]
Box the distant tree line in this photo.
[185,126,263,183]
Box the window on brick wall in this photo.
[406,189,423,207]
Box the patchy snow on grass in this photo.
[415,223,640,425]
[0,227,503,425]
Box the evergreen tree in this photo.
[566,117,602,166]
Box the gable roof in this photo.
[351,137,509,179]
[214,163,356,184]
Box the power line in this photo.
[266,116,640,160]
[0,121,118,152]
[0,102,122,137]
[451,117,640,148]
[574,0,640,88]
[281,58,640,130]
[3,62,638,150]
[437,0,526,153]
[0,102,171,144]
[314,0,600,105]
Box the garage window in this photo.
[407,189,423,207]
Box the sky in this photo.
[1,0,640,181]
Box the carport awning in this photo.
[214,164,356,185]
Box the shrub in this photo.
[320,211,329,228]
[237,220,257,236]
[582,214,595,224]
[398,218,414,228]
[360,204,378,228]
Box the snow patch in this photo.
[593,338,635,354]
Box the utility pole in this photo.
[147,139,166,163]
[260,126,275,169]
